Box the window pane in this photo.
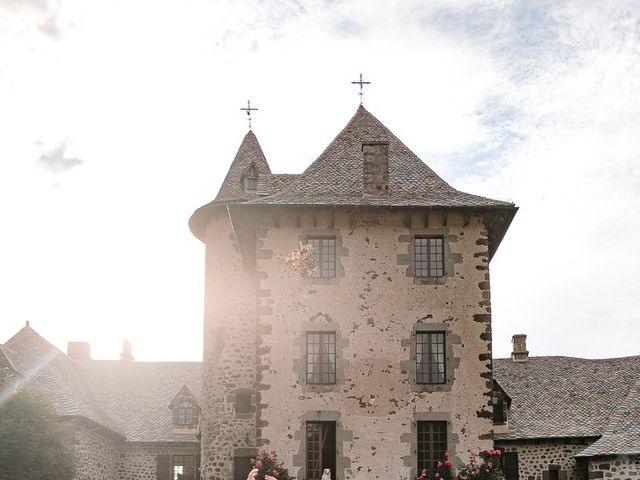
[416,332,446,385]
[417,421,447,474]
[414,237,444,277]
[306,332,336,384]
[308,237,336,278]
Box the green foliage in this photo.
[251,449,292,480]
[0,385,76,480]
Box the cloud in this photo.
[37,141,83,173]
[0,0,63,40]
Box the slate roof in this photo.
[191,106,517,258]
[256,173,299,196]
[214,130,271,203]
[75,359,201,443]
[576,378,640,457]
[0,325,119,434]
[1,325,201,444]
[493,356,640,443]
[246,106,513,209]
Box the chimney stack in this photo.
[120,340,134,361]
[67,341,91,360]
[511,334,529,362]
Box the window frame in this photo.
[417,421,448,475]
[414,236,445,278]
[306,331,337,385]
[243,164,258,193]
[307,236,337,278]
[416,331,446,385]
[306,421,337,480]
[175,400,197,427]
[172,455,198,480]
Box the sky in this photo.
[1,0,639,361]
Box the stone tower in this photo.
[189,106,516,480]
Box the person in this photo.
[247,467,278,480]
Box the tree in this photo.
[0,368,76,480]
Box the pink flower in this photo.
[255,460,263,469]
[435,473,440,478]
[444,460,453,468]
[444,450,450,458]
[437,462,443,467]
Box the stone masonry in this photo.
[199,206,497,480]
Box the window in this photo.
[234,456,253,480]
[306,332,336,384]
[414,237,444,277]
[244,164,258,193]
[493,397,506,425]
[417,421,447,474]
[172,455,198,480]
[307,237,336,278]
[416,332,446,384]
[235,394,252,414]
[306,421,336,480]
[175,400,196,426]
[502,452,519,480]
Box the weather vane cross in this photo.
[240,100,258,130]
[351,73,371,105]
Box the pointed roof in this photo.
[190,106,516,257]
[214,130,271,203]
[247,106,512,209]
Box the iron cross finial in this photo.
[351,73,371,105]
[240,100,258,130]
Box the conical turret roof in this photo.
[214,130,271,203]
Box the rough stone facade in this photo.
[71,423,119,480]
[497,440,594,480]
[116,443,200,480]
[200,206,496,480]
[589,457,640,480]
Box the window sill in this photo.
[413,276,447,285]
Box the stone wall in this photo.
[497,439,594,480]
[589,456,640,480]
[116,443,200,480]
[72,423,118,480]
[200,208,259,480]
[200,206,497,480]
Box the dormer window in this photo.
[169,385,200,429]
[243,164,258,193]
[175,400,196,426]
[491,382,510,428]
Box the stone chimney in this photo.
[67,341,91,360]
[120,340,134,361]
[511,334,529,362]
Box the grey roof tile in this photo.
[494,356,640,442]
[214,130,271,203]
[2,326,120,434]
[74,359,201,443]
[577,378,640,456]
[190,106,517,258]
[245,106,513,209]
